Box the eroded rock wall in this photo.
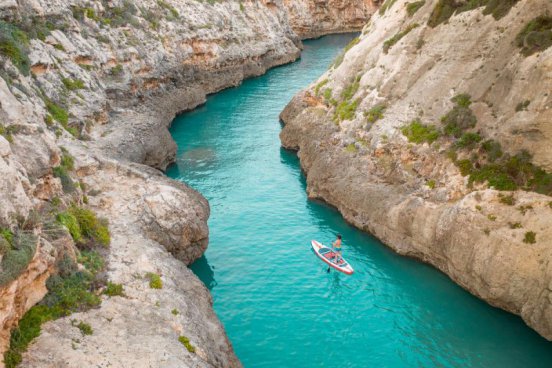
[283,0,380,39]
[0,0,318,366]
[280,0,552,340]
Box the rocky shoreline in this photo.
[0,0,371,366]
[281,0,552,341]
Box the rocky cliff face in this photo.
[281,0,552,340]
[283,0,379,39]
[0,0,352,366]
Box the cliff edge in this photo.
[281,0,552,340]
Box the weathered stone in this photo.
[281,0,552,340]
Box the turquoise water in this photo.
[167,34,552,368]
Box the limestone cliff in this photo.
[283,0,380,39]
[0,0,332,366]
[281,0,552,340]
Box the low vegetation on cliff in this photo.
[4,198,111,367]
[516,16,552,56]
[400,94,552,196]
[428,0,520,28]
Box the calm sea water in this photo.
[167,34,552,368]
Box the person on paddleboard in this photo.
[333,234,342,263]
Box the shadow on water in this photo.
[189,255,217,290]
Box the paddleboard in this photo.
[311,240,354,275]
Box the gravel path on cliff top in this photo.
[167,34,552,368]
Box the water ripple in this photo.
[168,34,552,368]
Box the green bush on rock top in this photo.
[57,205,110,248]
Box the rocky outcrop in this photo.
[283,0,380,39]
[1,0,373,365]
[21,148,237,367]
[281,0,552,340]
[0,233,72,357]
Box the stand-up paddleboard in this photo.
[311,240,354,275]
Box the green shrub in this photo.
[73,320,93,335]
[1,228,14,245]
[4,305,55,367]
[56,212,82,242]
[428,0,518,28]
[379,0,399,15]
[341,76,361,101]
[345,143,357,153]
[481,140,503,162]
[515,100,530,112]
[383,23,419,53]
[0,236,10,256]
[487,214,497,221]
[518,205,533,215]
[0,232,37,286]
[104,282,125,297]
[314,79,328,96]
[103,1,139,28]
[53,166,76,193]
[509,222,522,229]
[516,16,552,56]
[323,88,333,103]
[452,93,472,108]
[69,207,111,247]
[406,1,425,17]
[42,270,101,313]
[110,64,124,76]
[15,16,56,42]
[401,119,440,144]
[85,8,100,21]
[456,132,482,149]
[523,231,536,244]
[62,78,85,91]
[57,207,110,247]
[157,0,179,19]
[178,336,196,353]
[365,104,386,123]
[45,100,69,126]
[469,163,517,191]
[146,272,162,289]
[0,124,22,143]
[172,308,179,315]
[427,179,436,189]
[334,99,359,122]
[77,250,104,275]
[60,150,74,171]
[441,94,477,138]
[0,21,30,75]
[499,194,515,206]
